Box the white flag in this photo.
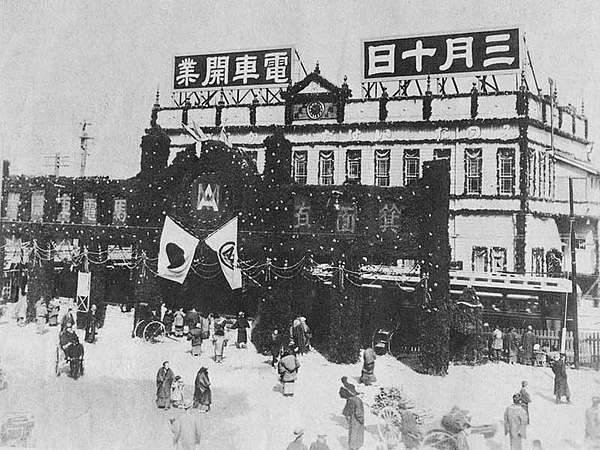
[158,216,199,284]
[204,216,242,290]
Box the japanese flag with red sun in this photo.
[158,216,199,284]
[204,216,242,290]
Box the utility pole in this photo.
[569,177,580,369]
[79,121,94,177]
[549,78,555,156]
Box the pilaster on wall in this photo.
[514,120,529,273]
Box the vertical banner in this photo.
[6,193,19,220]
[113,198,127,226]
[82,193,97,224]
[57,194,71,223]
[77,272,91,297]
[30,190,45,222]
[204,216,242,290]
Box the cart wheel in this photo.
[143,321,166,342]
[377,406,402,445]
[388,331,402,358]
[422,429,457,449]
[133,320,147,339]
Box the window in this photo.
[292,151,307,184]
[531,247,545,275]
[433,148,451,160]
[464,148,482,194]
[497,148,515,195]
[490,247,507,272]
[374,149,390,186]
[472,246,488,272]
[6,192,19,220]
[403,149,419,186]
[319,151,334,185]
[346,150,361,183]
[379,203,401,231]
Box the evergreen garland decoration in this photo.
[470,84,479,119]
[422,93,433,121]
[250,280,293,355]
[326,283,361,364]
[417,159,451,375]
[27,254,54,323]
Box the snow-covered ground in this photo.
[0,304,598,450]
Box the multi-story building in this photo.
[157,61,600,329]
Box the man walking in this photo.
[522,325,536,365]
[552,353,571,404]
[504,393,528,450]
[585,396,600,449]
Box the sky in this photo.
[1,0,599,179]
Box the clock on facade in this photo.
[306,101,326,119]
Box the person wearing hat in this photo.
[504,393,528,450]
[278,348,300,397]
[286,427,308,450]
[193,367,211,413]
[340,382,365,450]
[585,396,600,448]
[232,311,250,349]
[309,431,330,450]
[522,325,536,366]
[552,353,571,404]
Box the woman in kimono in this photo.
[232,312,250,348]
[359,346,377,386]
[278,348,300,397]
[212,313,227,363]
[340,383,365,450]
[156,361,174,409]
[193,367,212,412]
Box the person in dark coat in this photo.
[340,384,365,450]
[507,328,520,364]
[163,309,174,336]
[292,317,307,355]
[193,367,211,412]
[68,335,85,379]
[61,307,76,331]
[187,327,203,356]
[521,325,536,365]
[270,329,282,367]
[504,393,528,450]
[552,353,570,404]
[519,380,531,424]
[185,307,200,330]
[59,325,78,356]
[359,346,377,386]
[156,361,174,409]
[84,304,98,344]
[232,311,250,348]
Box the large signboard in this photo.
[173,47,293,90]
[363,28,521,81]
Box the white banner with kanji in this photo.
[204,216,242,290]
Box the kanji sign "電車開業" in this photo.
[363,28,521,81]
[174,48,293,90]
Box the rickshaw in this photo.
[0,411,35,447]
[133,318,166,342]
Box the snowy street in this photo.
[0,304,598,449]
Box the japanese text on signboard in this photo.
[174,48,293,90]
[363,28,521,80]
